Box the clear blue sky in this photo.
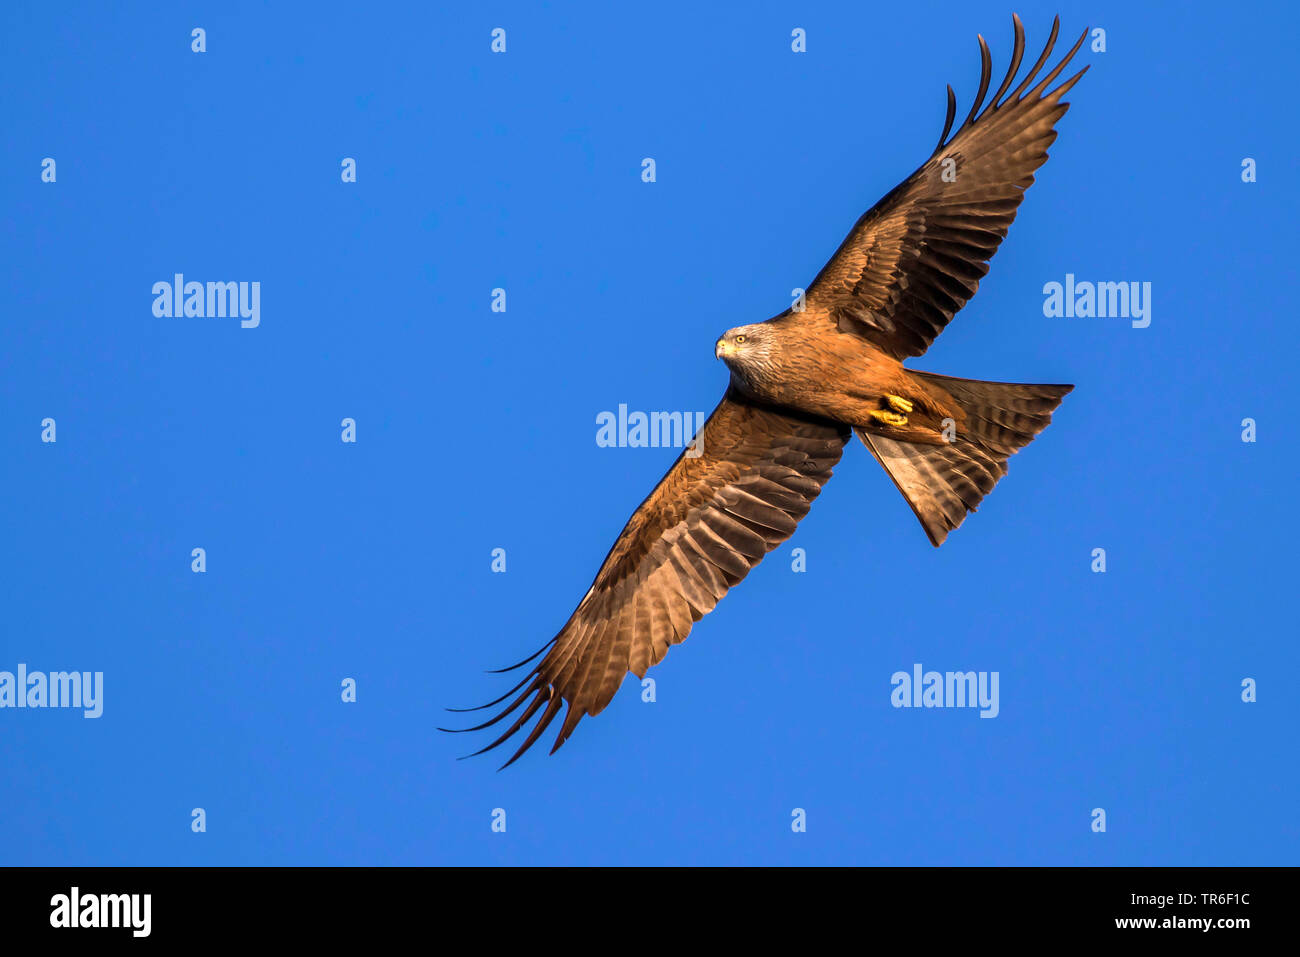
[2,0,1296,865]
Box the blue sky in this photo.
[2,0,1296,865]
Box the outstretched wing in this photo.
[788,15,1089,360]
[445,388,850,767]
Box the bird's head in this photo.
[714,324,773,368]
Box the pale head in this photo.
[714,323,775,365]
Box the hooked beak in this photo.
[715,339,731,360]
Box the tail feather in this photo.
[858,372,1071,546]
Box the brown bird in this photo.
[447,15,1087,766]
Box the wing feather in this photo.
[445,388,849,766]
[785,15,1089,360]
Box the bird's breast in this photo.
[733,335,913,427]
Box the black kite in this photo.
[447,15,1087,766]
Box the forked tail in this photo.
[857,372,1072,546]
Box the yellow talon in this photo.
[884,394,914,414]
[869,410,909,427]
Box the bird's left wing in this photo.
[445,387,849,766]
[786,15,1089,360]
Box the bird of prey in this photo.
[448,15,1087,766]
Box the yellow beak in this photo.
[715,340,731,359]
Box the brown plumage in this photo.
[447,15,1086,766]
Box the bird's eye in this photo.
[735,335,747,344]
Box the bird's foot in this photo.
[883,394,914,414]
[869,409,909,428]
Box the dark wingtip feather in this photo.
[1052,64,1090,102]
[548,702,586,756]
[466,686,550,759]
[497,690,565,770]
[487,637,557,674]
[445,665,572,768]
[1007,15,1060,103]
[938,15,1089,152]
[441,676,543,736]
[935,84,957,152]
[443,667,538,713]
[982,13,1026,118]
[957,34,993,134]
[1029,24,1089,99]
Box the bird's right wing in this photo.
[786,15,1089,360]
[445,387,849,766]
